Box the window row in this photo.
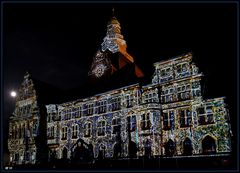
[16,105,32,116]
[57,114,152,139]
[143,92,159,103]
[60,97,136,120]
[161,91,192,103]
[163,108,214,130]
[10,125,31,139]
[164,135,216,156]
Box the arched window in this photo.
[165,139,175,156]
[72,124,79,139]
[202,135,216,154]
[84,122,92,137]
[183,138,193,155]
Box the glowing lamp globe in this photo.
[10,91,17,97]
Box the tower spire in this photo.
[112,8,115,17]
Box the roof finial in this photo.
[112,8,115,17]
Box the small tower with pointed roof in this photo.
[89,9,144,80]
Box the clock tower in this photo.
[89,9,144,80]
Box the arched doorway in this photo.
[129,141,138,158]
[62,147,68,159]
[165,139,175,156]
[113,142,122,159]
[202,135,216,154]
[183,138,193,155]
[98,144,106,160]
[144,139,152,158]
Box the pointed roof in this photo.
[99,9,144,78]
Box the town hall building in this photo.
[7,12,232,165]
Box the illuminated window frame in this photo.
[141,113,151,130]
[61,126,67,140]
[179,109,192,128]
[112,118,121,134]
[97,120,106,136]
[163,111,174,130]
[72,124,79,139]
[98,100,107,114]
[126,94,134,108]
[197,106,214,125]
[112,97,121,111]
[84,122,92,137]
[127,115,136,132]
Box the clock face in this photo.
[93,64,107,78]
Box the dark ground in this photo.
[5,155,235,171]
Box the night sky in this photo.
[2,2,238,164]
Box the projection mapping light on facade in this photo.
[8,11,232,166]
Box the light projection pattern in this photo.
[8,72,41,165]
[45,53,231,161]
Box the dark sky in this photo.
[2,2,238,162]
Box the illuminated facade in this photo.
[7,72,48,165]
[8,13,232,165]
[45,52,232,160]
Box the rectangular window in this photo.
[141,114,151,130]
[163,111,174,130]
[145,92,158,103]
[112,118,121,134]
[64,109,71,120]
[127,115,136,132]
[206,106,214,123]
[83,104,88,116]
[98,100,107,114]
[75,106,82,118]
[61,127,67,140]
[71,108,76,118]
[163,112,169,130]
[72,124,78,139]
[126,95,134,108]
[180,109,192,127]
[97,121,106,136]
[112,97,121,111]
[198,106,214,125]
[87,104,94,115]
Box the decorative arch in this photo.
[113,142,122,159]
[202,135,216,154]
[97,143,106,160]
[144,139,152,158]
[183,137,193,155]
[165,139,175,156]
